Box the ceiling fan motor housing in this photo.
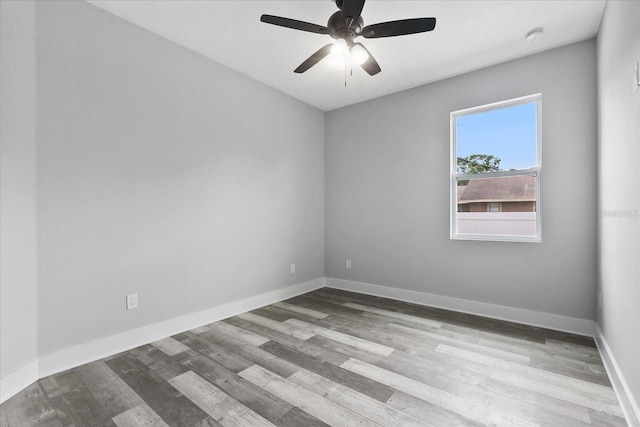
[328,11,363,43]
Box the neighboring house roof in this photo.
[457,185,467,202]
[458,175,536,204]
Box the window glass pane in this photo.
[456,102,537,173]
[456,174,537,237]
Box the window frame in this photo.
[450,93,542,243]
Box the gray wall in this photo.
[597,0,640,414]
[35,0,325,356]
[326,40,598,320]
[0,0,39,380]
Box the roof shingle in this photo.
[458,175,535,203]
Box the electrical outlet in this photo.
[126,293,138,310]
[290,263,296,274]
[346,259,352,269]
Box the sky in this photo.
[455,101,537,171]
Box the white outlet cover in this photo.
[290,264,296,274]
[126,293,138,310]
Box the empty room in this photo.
[1,0,638,426]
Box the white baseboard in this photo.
[1,277,325,404]
[594,325,640,427]
[326,277,597,337]
[0,359,39,404]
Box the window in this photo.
[488,202,501,213]
[451,94,541,242]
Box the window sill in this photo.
[451,234,542,243]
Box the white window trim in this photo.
[450,93,542,243]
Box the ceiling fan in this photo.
[260,0,436,76]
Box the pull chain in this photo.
[344,50,348,87]
[343,49,353,87]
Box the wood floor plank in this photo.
[437,343,617,401]
[40,370,116,426]
[343,302,443,328]
[151,337,190,356]
[288,368,431,427]
[437,323,607,381]
[258,340,395,403]
[545,338,600,355]
[258,305,321,323]
[105,353,211,426]
[373,351,487,392]
[0,407,9,427]
[385,343,493,377]
[179,352,293,423]
[386,390,484,427]
[387,322,531,364]
[285,309,452,368]
[441,375,595,426]
[198,323,301,378]
[477,335,603,365]
[529,355,610,387]
[341,358,539,427]
[274,407,330,427]
[112,403,170,427]
[490,367,624,417]
[239,364,382,427]
[475,376,593,424]
[224,317,349,366]
[173,335,255,374]
[169,371,276,427]
[129,345,190,381]
[284,318,395,356]
[207,321,270,347]
[588,409,629,427]
[190,325,213,335]
[251,306,295,322]
[2,383,62,427]
[236,312,316,340]
[281,303,428,354]
[315,288,590,346]
[272,301,329,319]
[75,361,144,418]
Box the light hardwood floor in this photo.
[0,288,627,426]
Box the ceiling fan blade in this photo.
[362,17,436,38]
[341,0,366,20]
[355,43,381,76]
[294,44,333,73]
[260,14,329,35]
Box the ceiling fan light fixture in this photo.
[327,38,349,68]
[330,38,348,56]
[350,43,369,66]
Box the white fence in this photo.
[457,212,536,236]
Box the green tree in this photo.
[456,154,501,186]
[457,154,501,174]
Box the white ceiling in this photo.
[85,0,606,111]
